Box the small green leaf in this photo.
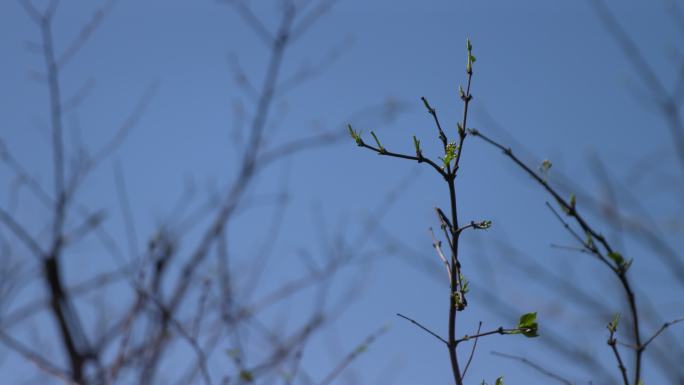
[585,230,595,249]
[608,251,624,266]
[466,38,475,73]
[457,122,465,136]
[539,159,552,181]
[239,370,254,382]
[459,272,470,294]
[413,135,421,156]
[440,141,458,168]
[347,124,363,146]
[370,131,385,152]
[608,313,620,333]
[476,220,492,229]
[517,312,539,338]
[560,194,576,215]
[495,377,504,385]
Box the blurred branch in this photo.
[318,324,389,385]
[491,351,573,385]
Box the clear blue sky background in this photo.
[1,0,683,384]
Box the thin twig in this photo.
[491,351,573,385]
[0,207,44,258]
[607,329,630,385]
[0,329,79,385]
[396,313,447,345]
[318,324,389,385]
[641,316,684,350]
[357,141,446,178]
[461,321,482,379]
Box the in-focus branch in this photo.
[397,313,448,345]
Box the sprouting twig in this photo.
[471,128,643,383]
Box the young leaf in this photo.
[495,377,504,385]
[539,159,552,180]
[457,122,465,137]
[608,251,625,266]
[347,124,363,146]
[459,272,470,294]
[517,312,539,338]
[413,135,422,156]
[466,38,475,73]
[239,370,254,382]
[370,131,385,152]
[607,313,620,333]
[585,230,595,249]
[440,142,457,169]
[475,220,492,229]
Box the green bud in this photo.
[370,131,385,152]
[607,313,620,333]
[347,124,363,146]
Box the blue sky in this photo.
[1,1,683,384]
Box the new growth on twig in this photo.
[349,39,539,385]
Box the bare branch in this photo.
[0,207,44,258]
[57,0,117,68]
[318,324,389,385]
[396,313,447,345]
[491,351,573,385]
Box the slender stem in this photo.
[452,70,472,176]
[397,313,448,345]
[461,322,482,379]
[608,330,630,385]
[455,327,510,345]
[444,50,475,385]
[41,14,66,244]
[617,273,641,384]
[358,142,447,178]
[491,351,573,385]
[447,178,462,385]
[641,316,684,350]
